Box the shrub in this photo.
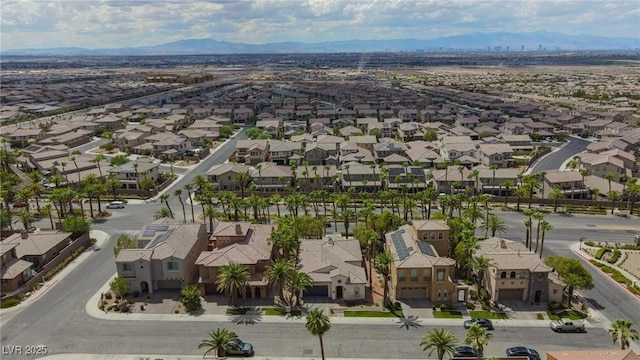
[536,313,544,320]
[548,301,565,312]
[466,302,476,310]
[17,293,26,301]
[583,241,597,247]
[629,285,640,296]
[105,292,113,300]
[120,306,130,313]
[607,249,621,264]
[1,298,20,308]
[174,309,179,314]
[595,248,608,260]
[140,305,145,311]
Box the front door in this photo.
[140,281,149,293]
[336,286,343,299]
[457,289,465,302]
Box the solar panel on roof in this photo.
[389,167,404,176]
[142,224,169,237]
[410,167,423,175]
[416,241,437,257]
[148,228,175,248]
[391,229,410,260]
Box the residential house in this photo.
[295,164,337,191]
[115,220,208,294]
[578,153,630,182]
[373,138,408,161]
[410,220,450,257]
[340,163,382,192]
[0,241,34,294]
[250,162,293,193]
[7,128,44,147]
[255,119,281,137]
[474,166,520,195]
[235,140,269,165]
[477,143,514,168]
[206,163,252,192]
[233,107,252,124]
[196,222,273,299]
[397,122,424,142]
[543,171,589,199]
[349,135,378,152]
[385,165,430,192]
[476,238,563,304]
[110,160,160,191]
[385,224,464,302]
[267,140,303,166]
[304,143,339,166]
[298,234,367,301]
[431,165,473,194]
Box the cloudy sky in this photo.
[1,0,639,50]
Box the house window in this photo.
[437,289,441,298]
[398,270,406,282]
[167,261,179,271]
[438,232,443,240]
[553,289,558,294]
[354,287,360,295]
[423,269,432,281]
[22,268,32,278]
[519,272,526,278]
[436,269,445,282]
[510,271,516,278]
[122,263,133,272]
[443,289,448,298]
[410,269,418,281]
[501,272,507,278]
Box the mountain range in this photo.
[3,31,638,56]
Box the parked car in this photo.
[106,201,125,209]
[453,345,478,358]
[550,319,586,333]
[226,339,254,357]
[464,318,494,330]
[506,346,540,360]
[12,201,28,208]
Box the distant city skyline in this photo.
[1,0,639,50]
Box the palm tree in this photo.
[159,193,173,218]
[204,205,216,234]
[264,259,295,305]
[549,185,564,212]
[538,220,553,258]
[93,153,107,181]
[340,209,354,238]
[198,328,239,359]
[419,327,458,360]
[468,256,495,288]
[184,183,195,223]
[608,319,639,350]
[42,203,54,229]
[305,308,331,360]
[591,187,601,207]
[154,207,172,220]
[375,251,395,306]
[288,270,313,306]
[234,171,252,199]
[216,262,250,307]
[502,179,515,204]
[604,172,616,195]
[464,323,493,359]
[480,214,507,238]
[174,189,186,223]
[609,190,622,214]
[489,164,499,195]
[533,211,545,253]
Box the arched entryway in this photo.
[140,281,149,294]
[457,289,466,302]
[534,290,542,304]
[336,286,343,299]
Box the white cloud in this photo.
[0,0,637,49]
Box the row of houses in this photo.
[114,218,563,306]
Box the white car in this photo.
[106,201,125,209]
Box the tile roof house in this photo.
[249,162,293,192]
[1,242,34,294]
[115,219,208,294]
[543,170,589,199]
[206,163,252,192]
[385,224,464,302]
[297,234,367,300]
[475,238,563,304]
[196,222,273,299]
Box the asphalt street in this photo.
[529,136,591,174]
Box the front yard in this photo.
[343,309,404,318]
[469,310,508,319]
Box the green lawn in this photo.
[226,308,249,315]
[433,310,463,319]
[343,310,404,318]
[548,309,587,320]
[469,310,509,319]
[264,308,302,317]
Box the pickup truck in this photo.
[550,319,586,333]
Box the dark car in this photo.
[453,345,478,358]
[12,202,28,208]
[464,318,494,330]
[506,346,540,360]
[226,339,254,357]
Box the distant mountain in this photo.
[3,31,638,56]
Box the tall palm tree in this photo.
[502,179,515,204]
[609,190,622,214]
[480,214,508,238]
[305,308,331,360]
[419,327,458,360]
[375,251,395,307]
[538,220,553,258]
[159,193,173,218]
[468,255,495,288]
[288,270,313,306]
[216,262,250,307]
[42,203,54,229]
[198,328,239,359]
[533,211,545,253]
[174,189,186,223]
[608,319,639,350]
[93,153,107,181]
[464,323,493,359]
[604,172,616,195]
[184,183,195,223]
[549,185,564,212]
[264,259,295,305]
[204,205,216,234]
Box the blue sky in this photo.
[1,0,639,50]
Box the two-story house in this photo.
[543,170,588,199]
[250,162,293,193]
[477,143,514,168]
[0,241,34,294]
[267,140,303,166]
[385,225,465,302]
[110,160,160,191]
[206,163,252,192]
[235,139,269,165]
[196,222,273,299]
[340,163,382,192]
[385,165,430,192]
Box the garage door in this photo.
[305,285,329,297]
[157,279,182,290]
[499,289,524,300]
[400,286,427,299]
